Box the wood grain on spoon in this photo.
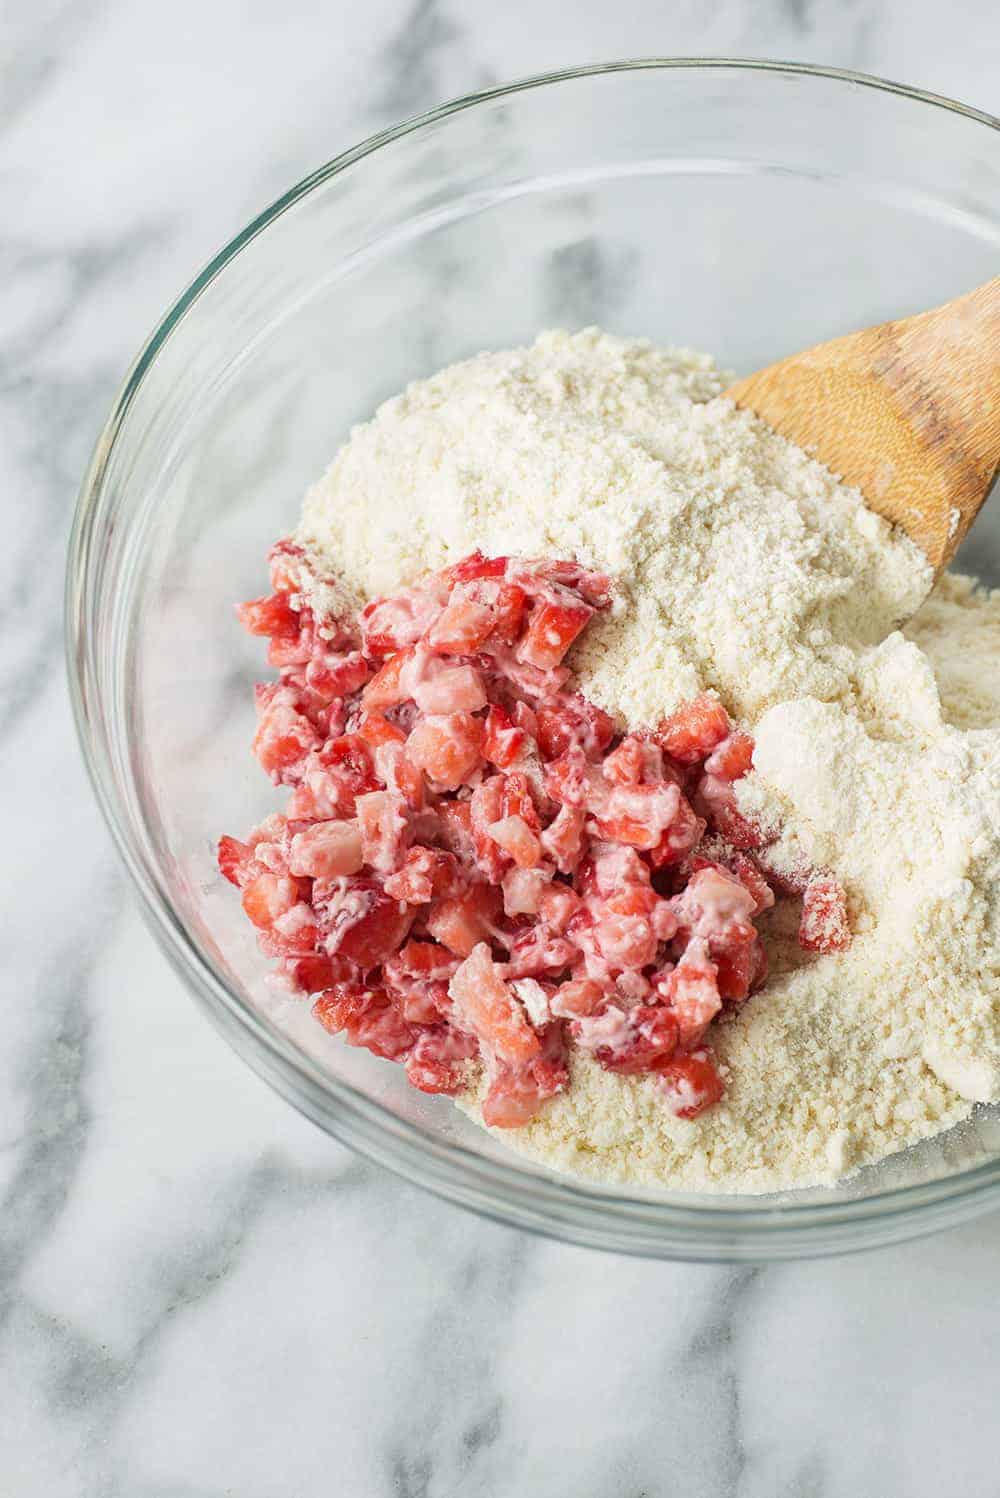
[726,276,1000,572]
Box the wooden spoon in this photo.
[726,276,1000,572]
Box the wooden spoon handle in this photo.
[728,277,1000,571]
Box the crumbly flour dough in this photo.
[295,329,1000,1193]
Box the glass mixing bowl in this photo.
[67,61,1000,1260]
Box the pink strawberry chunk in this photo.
[449,943,542,1064]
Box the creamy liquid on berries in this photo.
[294,330,1000,1193]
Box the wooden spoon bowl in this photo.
[726,277,1000,573]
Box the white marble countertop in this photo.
[3,2,1000,1493]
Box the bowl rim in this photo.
[66,57,1000,1260]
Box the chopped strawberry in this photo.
[657,693,730,764]
[354,711,407,749]
[435,801,478,872]
[486,815,541,868]
[426,884,501,958]
[536,696,615,761]
[659,939,722,1048]
[482,705,526,769]
[698,772,770,851]
[267,538,306,594]
[549,977,604,1018]
[501,866,552,917]
[405,1024,479,1094]
[288,820,364,879]
[517,597,593,670]
[449,943,541,1064]
[223,545,802,1125]
[540,803,587,874]
[427,594,495,654]
[714,936,767,1004]
[406,712,484,789]
[360,582,447,656]
[313,985,416,1060]
[577,1004,680,1075]
[361,648,415,710]
[505,927,576,979]
[601,735,645,786]
[481,1023,569,1127]
[218,834,253,887]
[280,952,355,996]
[315,878,415,969]
[490,583,528,644]
[237,592,301,638]
[241,872,301,931]
[356,791,410,873]
[648,795,706,869]
[658,1050,725,1118]
[704,730,755,782]
[384,846,461,904]
[537,884,582,932]
[304,650,370,700]
[444,551,508,583]
[799,877,851,953]
[728,852,775,916]
[252,685,320,783]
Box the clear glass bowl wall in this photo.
[68,63,1000,1259]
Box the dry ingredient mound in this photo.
[294,328,1000,1194]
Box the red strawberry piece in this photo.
[537,884,582,932]
[657,693,731,764]
[658,939,722,1048]
[482,705,526,769]
[252,685,320,783]
[280,953,356,996]
[434,801,478,874]
[426,884,502,958]
[517,598,593,670]
[444,551,509,583]
[218,834,253,887]
[361,648,416,710]
[315,877,415,970]
[658,1050,725,1118]
[427,593,496,654]
[601,735,645,786]
[288,820,364,879]
[540,803,587,875]
[449,943,541,1064]
[406,712,484,790]
[647,795,706,869]
[304,650,370,700]
[505,927,576,980]
[359,582,447,656]
[697,772,771,850]
[490,583,528,644]
[237,592,301,639]
[313,984,416,1060]
[704,730,755,782]
[354,711,407,749]
[728,852,775,915]
[549,977,604,1018]
[501,866,553,918]
[481,1022,569,1127]
[267,538,306,594]
[241,872,301,931]
[799,877,851,953]
[582,1004,680,1075]
[535,695,615,761]
[487,816,542,869]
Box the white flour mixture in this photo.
[295,329,1000,1192]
